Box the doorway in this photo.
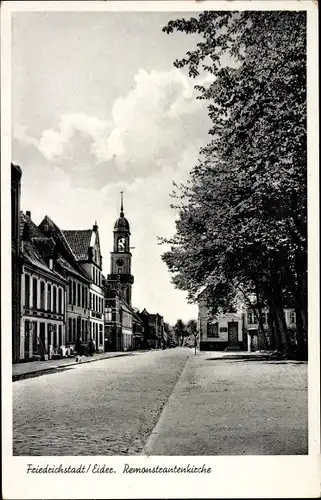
[228,321,239,347]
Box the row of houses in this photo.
[197,295,298,352]
[11,164,167,363]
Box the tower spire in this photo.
[120,191,124,217]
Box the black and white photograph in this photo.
[1,1,319,498]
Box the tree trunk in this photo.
[274,301,290,357]
[267,299,277,351]
[254,283,268,349]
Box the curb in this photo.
[12,352,133,382]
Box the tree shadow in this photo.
[205,355,307,364]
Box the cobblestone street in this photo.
[13,349,191,455]
[13,348,308,456]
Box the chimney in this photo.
[26,210,31,218]
[49,258,53,270]
[93,220,98,232]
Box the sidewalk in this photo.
[143,350,308,455]
[12,351,134,381]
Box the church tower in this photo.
[109,192,134,305]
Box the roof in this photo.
[38,216,91,282]
[20,211,44,239]
[63,230,92,261]
[114,215,130,232]
[22,242,64,281]
[56,255,90,281]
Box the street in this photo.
[13,348,308,456]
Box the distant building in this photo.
[138,309,166,349]
[63,223,105,351]
[11,163,22,363]
[198,296,246,351]
[198,293,298,352]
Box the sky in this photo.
[12,11,212,324]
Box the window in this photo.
[247,311,256,325]
[59,288,63,313]
[24,274,30,306]
[47,284,52,311]
[290,311,296,324]
[73,281,77,305]
[40,281,45,309]
[68,279,72,304]
[52,325,57,348]
[99,324,103,345]
[48,323,52,346]
[39,322,46,353]
[72,318,76,342]
[90,292,93,310]
[58,325,62,347]
[105,307,112,321]
[32,278,38,308]
[53,286,57,313]
[82,285,85,308]
[32,321,38,354]
[207,322,219,338]
[77,283,81,307]
[261,311,268,325]
[24,320,30,358]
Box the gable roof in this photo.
[20,212,64,282]
[39,216,90,282]
[62,230,92,261]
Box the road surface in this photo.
[13,348,308,455]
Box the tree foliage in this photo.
[161,11,307,359]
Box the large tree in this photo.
[161,11,307,359]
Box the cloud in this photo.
[14,68,210,185]
[102,68,208,176]
[14,113,112,161]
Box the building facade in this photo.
[198,297,246,351]
[63,224,105,352]
[138,309,166,349]
[20,212,67,361]
[38,215,91,354]
[11,163,22,363]
[244,306,297,352]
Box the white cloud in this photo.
[14,113,112,161]
[102,68,208,176]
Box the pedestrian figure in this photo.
[75,336,84,363]
[88,338,95,357]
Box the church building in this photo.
[104,193,143,351]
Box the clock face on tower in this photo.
[116,258,124,267]
[118,236,125,252]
